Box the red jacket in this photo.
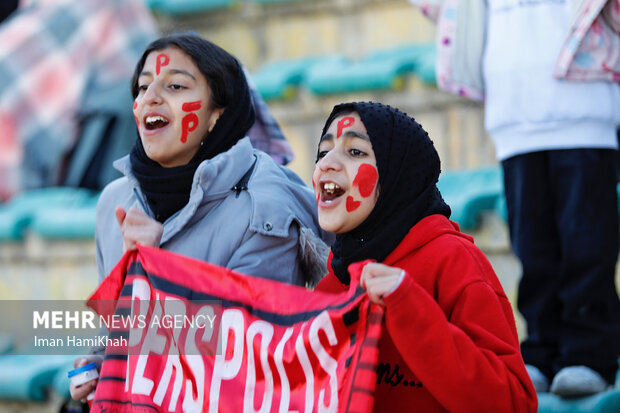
[315,215,538,412]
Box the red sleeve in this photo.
[383,265,537,412]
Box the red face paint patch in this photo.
[155,54,170,75]
[312,179,319,206]
[353,163,378,198]
[336,117,354,138]
[133,102,139,127]
[346,196,361,212]
[182,101,202,112]
[181,113,198,143]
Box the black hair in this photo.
[130,33,240,109]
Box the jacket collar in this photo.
[114,137,254,194]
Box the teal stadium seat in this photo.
[437,166,503,230]
[252,56,346,100]
[304,44,436,95]
[147,0,236,14]
[0,188,97,241]
[537,390,620,413]
[30,195,99,240]
[52,360,76,399]
[0,355,76,401]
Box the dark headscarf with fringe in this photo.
[321,102,451,284]
[129,35,255,223]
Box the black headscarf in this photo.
[130,61,255,222]
[322,102,451,284]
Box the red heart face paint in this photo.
[155,53,170,75]
[346,196,361,212]
[352,163,378,198]
[343,163,378,214]
[336,117,354,138]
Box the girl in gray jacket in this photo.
[71,33,331,403]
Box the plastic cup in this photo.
[68,362,99,407]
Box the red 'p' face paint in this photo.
[336,117,354,138]
[179,100,202,143]
[352,163,378,198]
[155,54,170,75]
[346,196,361,212]
[181,113,198,143]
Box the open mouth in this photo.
[321,182,345,203]
[144,115,170,130]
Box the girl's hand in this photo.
[115,206,163,251]
[360,262,405,305]
[69,355,103,403]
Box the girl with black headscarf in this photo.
[313,102,537,412]
[71,34,330,403]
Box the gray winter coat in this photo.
[95,137,332,286]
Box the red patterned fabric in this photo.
[87,245,382,412]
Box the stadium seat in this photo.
[538,390,620,413]
[252,55,346,100]
[51,359,76,399]
[414,45,437,84]
[146,0,236,14]
[304,44,436,95]
[437,166,503,230]
[0,188,97,241]
[0,355,76,401]
[30,198,99,240]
